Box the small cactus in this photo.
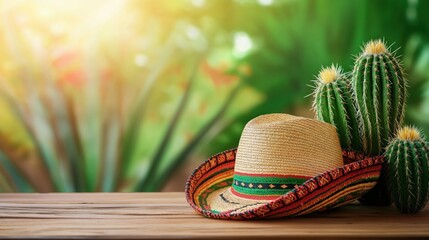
[312,65,361,150]
[385,126,429,213]
[351,40,407,156]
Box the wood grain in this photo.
[0,192,428,239]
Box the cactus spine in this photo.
[385,126,429,213]
[351,40,407,156]
[313,65,361,150]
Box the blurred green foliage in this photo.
[0,0,429,192]
[0,0,251,192]
[205,0,429,154]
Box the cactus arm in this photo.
[314,86,323,120]
[331,83,351,147]
[421,141,429,197]
[386,140,399,201]
[363,56,375,154]
[397,141,407,208]
[380,55,395,133]
[409,141,420,213]
[378,55,391,145]
[315,85,330,122]
[313,85,329,122]
[384,54,404,128]
[353,56,371,154]
[371,56,382,154]
[417,141,429,208]
[403,142,414,212]
[352,57,365,102]
[341,82,361,150]
[326,85,348,147]
[325,87,336,124]
[387,53,406,104]
[363,55,378,155]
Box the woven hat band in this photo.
[232,172,310,198]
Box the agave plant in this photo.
[0,1,247,192]
[0,43,243,193]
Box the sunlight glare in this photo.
[258,0,274,6]
[191,0,205,8]
[233,32,253,58]
[134,54,149,67]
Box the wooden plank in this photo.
[0,192,428,239]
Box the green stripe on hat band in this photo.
[232,174,308,196]
[233,174,309,185]
[233,184,292,196]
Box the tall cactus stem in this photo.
[351,39,407,156]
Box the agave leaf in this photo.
[23,32,75,192]
[134,61,198,191]
[49,87,86,191]
[101,118,120,192]
[0,168,14,193]
[77,40,103,192]
[25,88,75,192]
[149,82,242,191]
[33,40,86,191]
[65,93,88,190]
[0,151,34,192]
[120,43,174,182]
[0,75,73,192]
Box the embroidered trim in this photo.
[185,149,384,220]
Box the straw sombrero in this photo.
[185,114,383,220]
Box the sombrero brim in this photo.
[185,148,384,220]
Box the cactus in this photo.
[311,40,410,206]
[351,39,407,156]
[312,65,361,150]
[385,126,429,213]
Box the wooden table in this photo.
[0,192,428,239]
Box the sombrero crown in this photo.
[186,114,384,220]
[231,114,343,200]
